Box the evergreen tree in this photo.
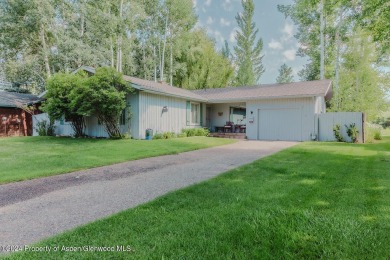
[276,64,294,84]
[221,40,231,60]
[233,0,265,86]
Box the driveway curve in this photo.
[0,140,297,249]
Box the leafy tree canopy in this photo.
[71,67,133,138]
[0,0,233,93]
[43,72,86,137]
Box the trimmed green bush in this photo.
[152,133,164,140]
[153,132,177,140]
[163,132,176,139]
[182,128,209,137]
[35,120,56,136]
[374,130,382,140]
[153,129,209,140]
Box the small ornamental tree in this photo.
[43,73,86,137]
[71,67,133,138]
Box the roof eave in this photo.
[131,83,207,102]
[73,66,96,75]
[206,94,325,103]
[324,81,333,101]
[38,90,47,98]
[0,104,17,108]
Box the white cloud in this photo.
[222,0,232,11]
[220,18,231,27]
[205,0,212,7]
[213,30,225,44]
[268,39,283,50]
[206,17,214,25]
[281,22,294,41]
[283,49,296,61]
[192,0,197,8]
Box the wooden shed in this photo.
[0,91,41,137]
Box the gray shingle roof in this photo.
[192,80,332,102]
[72,67,331,103]
[123,76,206,101]
[73,66,206,101]
[0,91,41,108]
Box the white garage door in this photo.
[258,108,302,141]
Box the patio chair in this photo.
[224,121,233,133]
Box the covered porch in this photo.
[205,102,247,138]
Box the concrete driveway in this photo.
[0,140,297,250]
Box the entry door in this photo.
[257,108,302,141]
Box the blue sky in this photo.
[193,0,307,84]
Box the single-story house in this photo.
[38,66,332,141]
[0,91,41,137]
[194,80,332,141]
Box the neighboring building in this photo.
[37,66,332,141]
[0,91,41,137]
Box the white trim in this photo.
[206,95,325,103]
[132,85,207,102]
[190,102,201,126]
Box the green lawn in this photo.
[7,138,390,259]
[0,136,235,184]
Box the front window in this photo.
[191,103,200,125]
[120,107,126,125]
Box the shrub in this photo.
[182,128,209,137]
[333,124,344,142]
[163,132,176,139]
[196,128,209,136]
[35,120,56,136]
[152,133,164,140]
[153,129,209,140]
[345,123,359,143]
[152,132,176,140]
[182,128,195,137]
[374,130,382,140]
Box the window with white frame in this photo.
[191,102,200,125]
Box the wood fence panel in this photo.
[318,112,364,143]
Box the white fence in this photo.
[318,112,364,143]
[32,113,74,136]
[32,113,49,136]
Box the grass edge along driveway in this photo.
[0,136,235,184]
[6,137,390,259]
